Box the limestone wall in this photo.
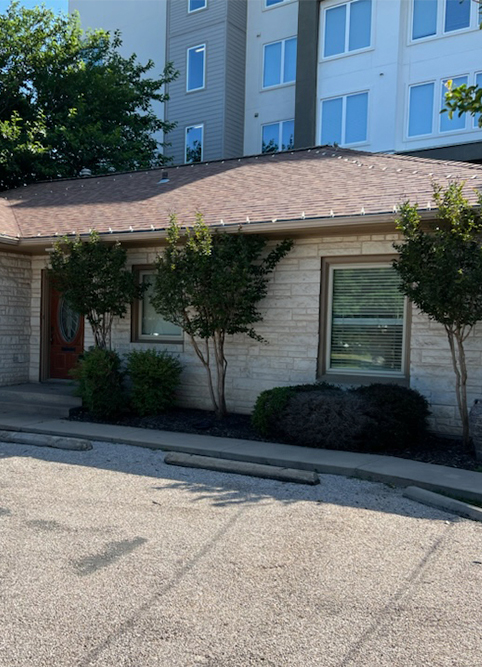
[0,251,32,386]
[27,233,482,435]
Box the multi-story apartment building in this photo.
[70,0,482,164]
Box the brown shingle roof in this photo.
[0,197,20,238]
[3,147,482,239]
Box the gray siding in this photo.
[166,0,247,164]
[224,20,247,158]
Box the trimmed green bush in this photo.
[276,390,375,450]
[71,347,126,419]
[251,381,430,452]
[251,382,340,438]
[349,383,430,450]
[126,349,182,416]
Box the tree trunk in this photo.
[446,327,471,450]
[188,335,219,415]
[213,330,228,419]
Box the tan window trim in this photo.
[317,254,411,383]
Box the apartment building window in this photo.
[261,120,294,153]
[266,0,285,5]
[188,0,207,12]
[320,92,368,145]
[325,263,406,376]
[408,83,434,136]
[440,76,467,132]
[474,72,482,127]
[323,0,372,58]
[408,76,471,137]
[135,271,183,342]
[187,44,205,92]
[263,37,297,88]
[412,0,471,40]
[185,124,203,163]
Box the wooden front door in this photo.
[49,287,84,379]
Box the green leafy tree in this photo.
[49,231,146,349]
[151,214,293,418]
[0,1,178,190]
[393,182,482,449]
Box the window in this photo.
[474,72,482,127]
[412,0,472,40]
[325,264,406,376]
[323,0,372,58]
[263,37,297,88]
[187,44,205,92]
[137,271,183,341]
[445,0,471,32]
[266,0,285,5]
[262,119,294,153]
[408,82,434,136]
[440,76,467,132]
[189,0,206,12]
[320,92,368,145]
[408,76,471,138]
[185,124,203,163]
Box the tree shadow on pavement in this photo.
[0,439,461,522]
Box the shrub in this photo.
[251,382,340,438]
[252,381,430,453]
[71,347,126,419]
[349,383,430,450]
[126,349,182,416]
[275,390,376,450]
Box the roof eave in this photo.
[13,209,438,251]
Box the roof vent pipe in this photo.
[79,167,92,178]
[158,170,169,184]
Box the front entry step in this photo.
[0,383,81,418]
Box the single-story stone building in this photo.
[1,147,482,434]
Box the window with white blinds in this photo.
[327,265,406,375]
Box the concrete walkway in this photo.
[0,409,481,504]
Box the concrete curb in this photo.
[0,430,92,451]
[403,486,482,522]
[164,452,320,485]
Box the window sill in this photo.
[320,46,374,64]
[134,338,184,346]
[319,373,409,388]
[261,81,296,93]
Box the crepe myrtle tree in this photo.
[393,182,482,449]
[445,77,482,128]
[49,231,146,349]
[150,214,293,419]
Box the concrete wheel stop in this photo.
[0,430,92,451]
[403,486,482,522]
[164,452,320,485]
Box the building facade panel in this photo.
[0,252,31,386]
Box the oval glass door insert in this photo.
[59,298,80,343]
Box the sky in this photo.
[0,0,68,13]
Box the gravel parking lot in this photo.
[0,439,481,667]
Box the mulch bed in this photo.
[69,406,481,473]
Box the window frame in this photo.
[131,267,184,344]
[186,43,206,93]
[261,118,295,153]
[188,0,207,13]
[409,0,475,44]
[262,36,297,90]
[406,73,475,141]
[319,90,369,147]
[321,0,373,60]
[185,123,204,163]
[318,255,410,383]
